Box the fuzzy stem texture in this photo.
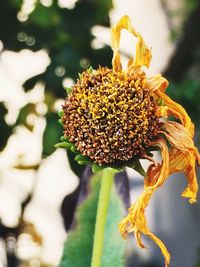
[91,167,117,267]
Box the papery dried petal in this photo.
[161,121,194,150]
[157,92,194,137]
[162,121,200,203]
[119,138,170,266]
[169,148,198,203]
[145,74,169,93]
[111,15,151,71]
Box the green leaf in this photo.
[60,172,126,267]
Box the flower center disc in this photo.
[62,67,160,164]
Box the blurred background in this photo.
[0,0,200,266]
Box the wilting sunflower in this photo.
[59,15,200,267]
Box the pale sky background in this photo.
[1,1,199,267]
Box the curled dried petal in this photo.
[161,121,194,150]
[119,138,170,267]
[157,92,194,137]
[145,74,169,93]
[111,15,152,71]
[162,121,199,203]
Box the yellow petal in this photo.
[156,105,169,118]
[145,138,169,188]
[111,15,152,71]
[134,229,146,248]
[161,121,194,150]
[169,148,198,203]
[145,74,194,137]
[162,121,199,203]
[168,148,189,172]
[157,91,194,137]
[145,74,169,93]
[148,232,170,267]
[118,215,130,239]
[119,138,171,267]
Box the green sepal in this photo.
[75,153,91,166]
[88,66,94,73]
[58,110,64,117]
[126,160,136,169]
[133,160,146,177]
[65,87,72,94]
[70,144,78,153]
[78,160,91,166]
[60,135,69,142]
[75,154,89,162]
[55,141,72,149]
[58,118,63,125]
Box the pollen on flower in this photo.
[62,66,160,164]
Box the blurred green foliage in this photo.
[0,103,13,151]
[184,0,199,13]
[0,0,113,162]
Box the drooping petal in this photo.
[145,73,194,137]
[181,165,198,204]
[157,91,194,137]
[168,148,189,173]
[134,229,146,248]
[145,138,169,188]
[111,15,152,71]
[118,215,130,239]
[169,148,198,204]
[119,138,171,267]
[148,232,170,267]
[162,121,200,203]
[161,121,194,150]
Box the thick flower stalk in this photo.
[60,15,200,267]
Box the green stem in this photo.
[91,167,117,267]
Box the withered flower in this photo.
[59,16,200,267]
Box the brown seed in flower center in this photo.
[62,66,160,164]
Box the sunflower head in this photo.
[59,15,159,169]
[62,66,160,165]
